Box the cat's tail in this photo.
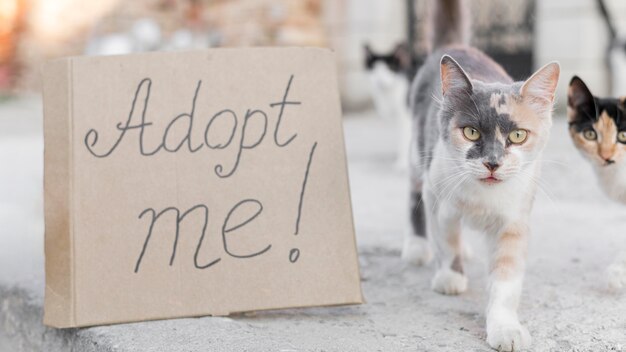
[428,0,470,52]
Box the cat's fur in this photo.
[567,76,626,291]
[403,1,560,350]
[364,43,413,169]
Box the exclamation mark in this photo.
[290,141,318,263]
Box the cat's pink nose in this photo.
[600,146,615,161]
[483,161,500,172]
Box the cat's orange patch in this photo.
[509,99,547,152]
[491,224,528,280]
[493,255,517,278]
[594,111,618,161]
[446,222,462,249]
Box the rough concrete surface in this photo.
[0,96,625,351]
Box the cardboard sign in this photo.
[42,48,362,328]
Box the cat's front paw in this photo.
[431,267,467,295]
[606,261,626,292]
[606,251,626,292]
[401,235,432,266]
[486,323,531,351]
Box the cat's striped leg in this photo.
[485,222,531,351]
[401,181,433,265]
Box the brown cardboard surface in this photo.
[42,47,362,328]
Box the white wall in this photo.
[325,0,407,111]
[535,0,626,105]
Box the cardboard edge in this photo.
[59,298,364,328]
[57,46,336,64]
[42,58,75,328]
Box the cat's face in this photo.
[439,56,560,185]
[567,76,626,167]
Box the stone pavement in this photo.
[1,97,625,351]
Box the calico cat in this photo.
[364,43,413,168]
[567,76,626,290]
[403,0,560,350]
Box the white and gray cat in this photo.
[364,43,413,169]
[403,0,560,350]
[567,76,626,291]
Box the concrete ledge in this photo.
[3,245,626,351]
[1,286,76,351]
[0,248,491,351]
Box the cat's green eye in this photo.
[463,126,481,141]
[583,129,597,141]
[618,131,626,143]
[508,129,528,144]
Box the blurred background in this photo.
[1,0,625,109]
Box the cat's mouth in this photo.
[479,175,502,184]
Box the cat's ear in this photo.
[520,62,560,113]
[440,55,472,96]
[568,76,594,110]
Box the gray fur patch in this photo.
[445,86,518,162]
[410,191,427,237]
